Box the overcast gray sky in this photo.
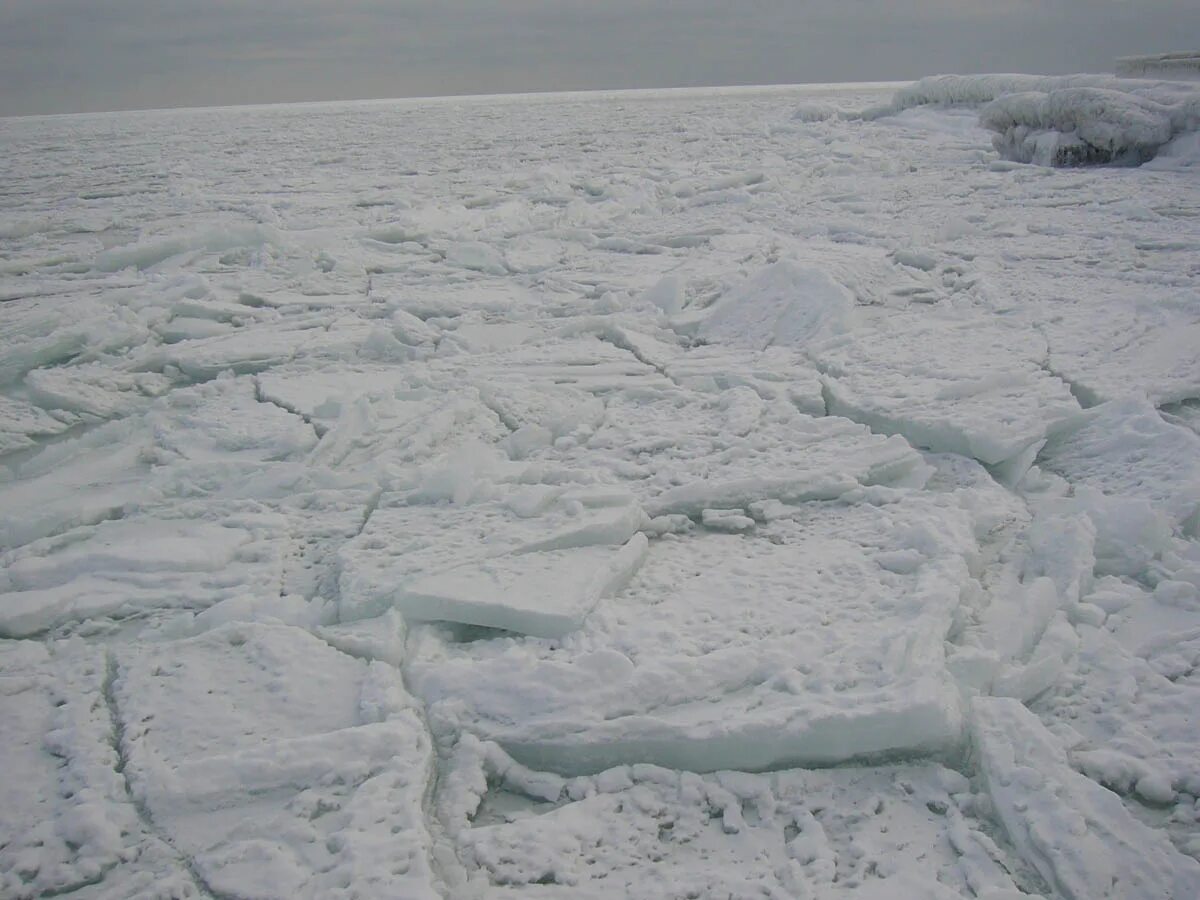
[2,0,1197,116]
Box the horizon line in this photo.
[0,79,914,122]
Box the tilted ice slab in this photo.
[91,223,283,273]
[111,623,441,899]
[305,385,508,474]
[400,534,648,639]
[1039,298,1200,407]
[971,697,1200,900]
[0,514,286,638]
[0,401,307,558]
[337,486,647,623]
[1040,396,1200,530]
[411,491,981,775]
[144,324,316,379]
[147,374,317,463]
[0,295,146,386]
[427,336,674,396]
[0,420,155,551]
[692,260,857,350]
[25,362,174,420]
[0,395,79,458]
[581,389,930,516]
[1164,399,1200,437]
[812,312,1080,468]
[0,478,379,635]
[150,315,380,380]
[369,273,543,319]
[662,345,825,414]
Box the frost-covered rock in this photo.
[875,73,1200,166]
[982,88,1176,166]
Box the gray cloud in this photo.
[1,1,1197,115]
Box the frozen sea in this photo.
[2,79,1200,899]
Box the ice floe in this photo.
[3,78,1199,899]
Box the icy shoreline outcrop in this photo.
[866,73,1200,167]
[1117,52,1200,82]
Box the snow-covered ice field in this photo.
[2,77,1200,898]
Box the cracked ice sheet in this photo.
[0,376,323,555]
[569,388,930,515]
[305,384,508,475]
[0,510,288,638]
[1038,294,1200,407]
[147,373,318,463]
[337,486,647,623]
[810,310,1080,468]
[5,81,1200,899]
[0,294,148,386]
[24,362,174,421]
[109,622,441,899]
[0,641,197,899]
[409,489,982,775]
[1030,569,1200,823]
[427,335,675,396]
[0,395,81,458]
[439,739,1015,899]
[971,697,1200,900]
[1038,396,1200,530]
[661,344,825,414]
[0,476,379,639]
[255,364,435,433]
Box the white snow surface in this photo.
[2,79,1200,899]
